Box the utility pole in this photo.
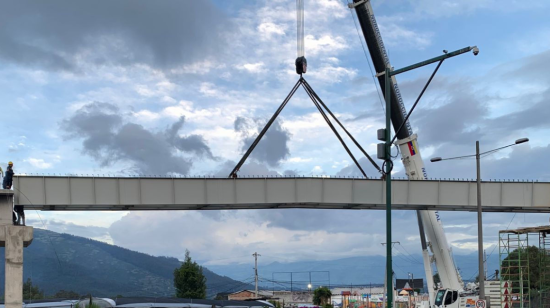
[253,252,261,298]
[484,250,488,282]
[476,141,485,301]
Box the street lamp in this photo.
[430,137,529,301]
[378,46,479,308]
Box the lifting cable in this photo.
[229,78,381,179]
[229,79,302,178]
[300,82,367,178]
[228,0,381,178]
[301,79,382,174]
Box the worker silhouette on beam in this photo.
[2,162,24,226]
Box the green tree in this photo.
[23,278,44,300]
[313,287,332,306]
[501,245,547,292]
[174,250,207,299]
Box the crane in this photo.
[347,1,476,307]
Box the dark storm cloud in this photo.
[60,102,122,162]
[166,117,216,160]
[61,102,215,175]
[0,0,231,71]
[411,79,488,148]
[485,89,550,136]
[235,117,291,167]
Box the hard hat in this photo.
[8,161,13,165]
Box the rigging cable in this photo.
[229,79,302,178]
[302,79,382,174]
[301,82,368,178]
[345,0,385,116]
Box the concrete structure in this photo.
[228,290,273,300]
[0,189,33,308]
[272,291,313,306]
[12,175,550,212]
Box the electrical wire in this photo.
[396,244,423,265]
[466,213,517,282]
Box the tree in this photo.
[501,245,547,292]
[174,250,207,299]
[313,287,332,306]
[23,278,44,300]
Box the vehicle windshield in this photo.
[435,290,446,306]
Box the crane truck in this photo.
[347,1,498,308]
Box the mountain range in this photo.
[0,228,500,297]
[0,228,251,297]
[206,251,500,290]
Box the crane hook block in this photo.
[295,56,307,74]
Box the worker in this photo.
[2,161,13,189]
[3,162,23,225]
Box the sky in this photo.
[2,0,550,277]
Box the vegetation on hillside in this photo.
[0,228,248,297]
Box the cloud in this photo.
[213,160,281,177]
[378,23,433,50]
[235,117,291,167]
[60,102,216,175]
[165,117,216,160]
[0,0,232,71]
[27,158,52,169]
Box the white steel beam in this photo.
[12,176,550,212]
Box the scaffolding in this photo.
[499,226,550,308]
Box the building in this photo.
[330,287,386,307]
[228,290,274,301]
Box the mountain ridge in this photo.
[0,228,251,297]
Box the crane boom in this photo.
[349,0,464,300]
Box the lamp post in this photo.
[430,137,529,301]
[378,46,479,308]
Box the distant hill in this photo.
[0,228,251,297]
[207,252,500,289]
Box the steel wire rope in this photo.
[302,79,382,174]
[229,79,302,178]
[301,82,368,178]
[344,0,386,116]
